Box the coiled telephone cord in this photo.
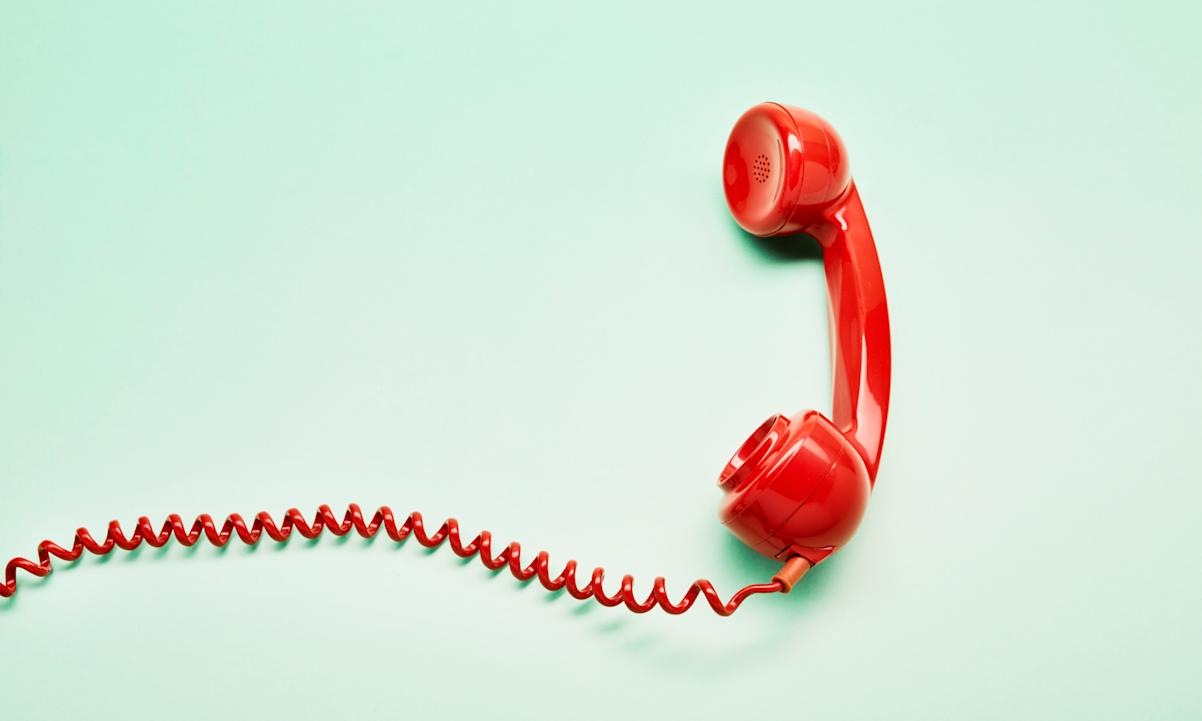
[1,504,803,615]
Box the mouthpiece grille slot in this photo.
[752,153,770,184]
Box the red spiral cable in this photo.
[0,504,784,615]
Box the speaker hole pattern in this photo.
[752,154,770,184]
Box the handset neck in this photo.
[806,183,891,482]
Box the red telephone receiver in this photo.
[717,102,891,590]
[1,102,890,615]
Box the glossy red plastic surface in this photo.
[720,102,891,565]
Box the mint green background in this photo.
[2,2,1199,718]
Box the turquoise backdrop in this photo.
[2,2,1199,718]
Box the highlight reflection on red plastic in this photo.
[0,505,784,615]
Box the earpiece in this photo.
[0,102,890,615]
[718,102,891,583]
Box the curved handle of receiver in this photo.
[808,182,891,482]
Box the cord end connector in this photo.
[772,556,812,593]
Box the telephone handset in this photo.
[1,103,891,616]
